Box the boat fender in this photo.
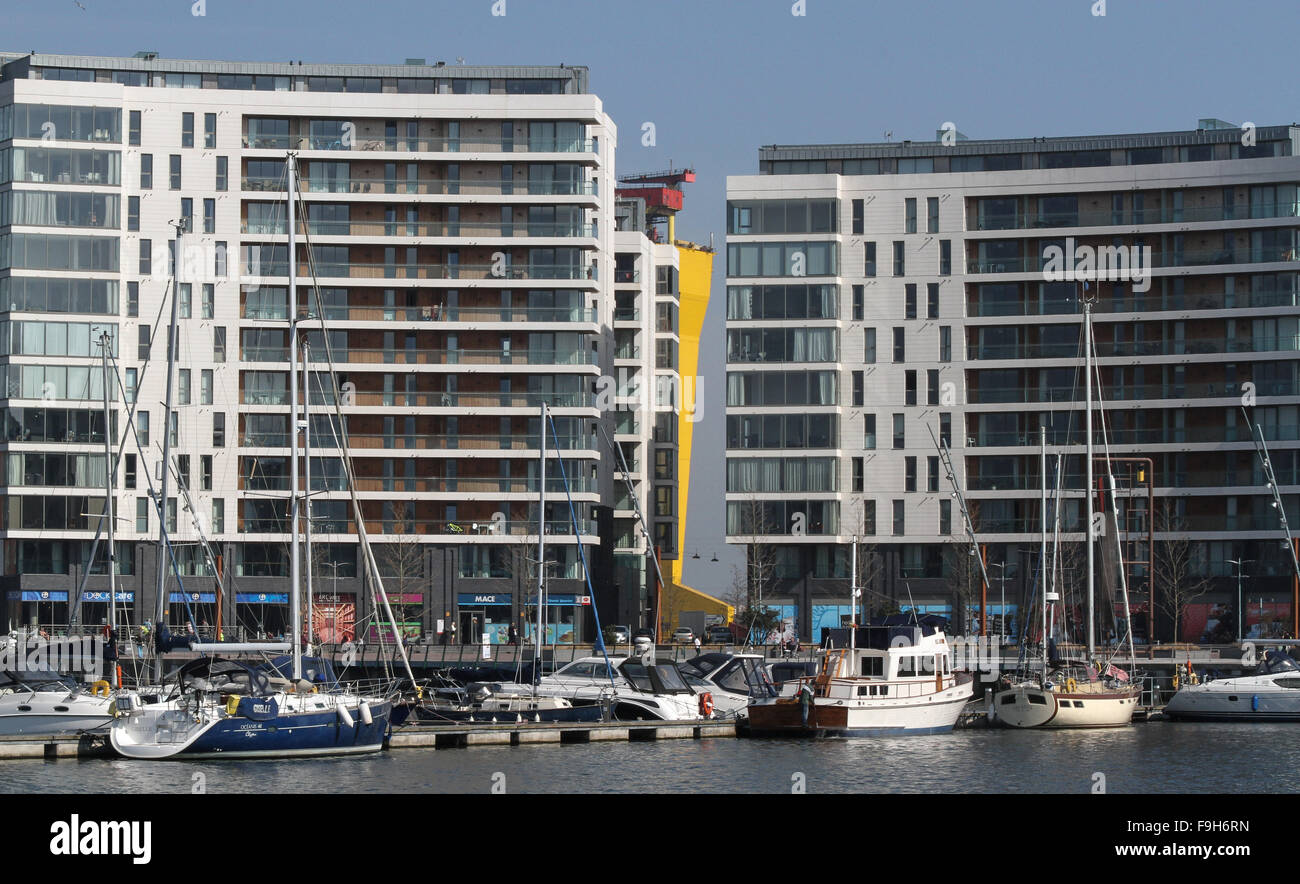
[359,702,373,726]
[338,703,355,728]
[1065,678,1077,693]
[225,695,241,716]
[91,680,111,697]
[699,692,714,717]
[1252,695,1260,712]
[1172,674,1180,690]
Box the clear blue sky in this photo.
[9,0,1299,597]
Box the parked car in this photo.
[672,627,696,644]
[705,625,734,644]
[607,625,630,643]
[632,627,655,642]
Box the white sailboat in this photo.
[996,296,1141,728]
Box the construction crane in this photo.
[616,167,695,243]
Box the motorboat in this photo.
[679,652,777,719]
[1163,650,1300,721]
[746,625,974,737]
[486,655,704,721]
[0,670,115,736]
[110,656,392,759]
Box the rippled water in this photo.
[2,722,1296,794]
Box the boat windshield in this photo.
[648,664,693,695]
[1256,650,1300,676]
[618,662,655,693]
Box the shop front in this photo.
[522,593,588,645]
[234,591,289,639]
[79,590,134,632]
[7,590,68,632]
[312,593,356,644]
[456,592,512,644]
[369,592,424,642]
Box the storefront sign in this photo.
[168,592,217,603]
[8,591,68,602]
[81,591,135,603]
[235,593,289,604]
[457,593,512,606]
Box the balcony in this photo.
[966,245,1300,275]
[969,423,1300,448]
[241,220,598,238]
[245,261,595,282]
[241,517,597,536]
[969,335,1300,361]
[243,304,596,324]
[968,380,1298,405]
[968,287,1300,317]
[971,202,1300,232]
[240,346,595,366]
[242,176,596,196]
[241,135,596,154]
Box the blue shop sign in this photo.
[457,593,512,606]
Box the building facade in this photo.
[0,51,675,645]
[725,123,1300,643]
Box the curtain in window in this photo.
[815,371,836,405]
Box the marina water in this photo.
[4,723,1298,794]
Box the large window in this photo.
[726,327,838,363]
[726,413,837,449]
[0,277,117,314]
[727,199,839,235]
[4,104,121,143]
[726,284,838,320]
[727,241,839,277]
[726,457,839,493]
[725,371,837,406]
[2,146,122,186]
[0,233,119,272]
[0,191,120,228]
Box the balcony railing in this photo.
[969,380,1298,404]
[968,288,1300,316]
[242,135,596,153]
[966,245,1300,274]
[969,423,1300,448]
[244,261,595,282]
[241,517,596,536]
[242,176,596,196]
[243,304,596,323]
[335,433,593,451]
[240,390,596,410]
[969,335,1300,360]
[240,346,594,366]
[242,220,597,238]
[971,202,1300,231]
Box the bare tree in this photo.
[729,496,781,641]
[943,503,985,635]
[1152,500,1215,644]
[374,501,426,639]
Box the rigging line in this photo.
[292,177,413,695]
[546,412,616,687]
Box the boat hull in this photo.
[0,693,114,736]
[993,685,1058,728]
[110,699,392,759]
[1164,683,1300,721]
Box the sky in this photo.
[8,0,1299,599]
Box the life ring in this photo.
[698,692,714,717]
[1065,678,1077,693]
[91,680,111,697]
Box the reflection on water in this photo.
[3,723,1298,794]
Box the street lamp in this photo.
[1227,558,1253,642]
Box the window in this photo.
[201,284,214,319]
[940,326,952,362]
[181,112,194,148]
[905,370,917,406]
[864,242,876,277]
[927,369,940,406]
[216,156,228,192]
[905,457,917,492]
[863,499,877,535]
[124,453,137,489]
[940,240,951,275]
[180,197,193,232]
[211,498,224,534]
[864,414,876,449]
[177,454,190,490]
[201,369,213,405]
[137,411,150,447]
[905,198,917,234]
[140,154,152,189]
[125,367,137,403]
[127,196,139,231]
[852,199,864,234]
[179,283,191,318]
[178,369,191,405]
[215,242,227,277]
[892,500,905,536]
[139,239,152,275]
[927,283,939,319]
[167,497,177,534]
[939,412,951,447]
[169,155,181,190]
[852,371,864,406]
[203,198,215,234]
[928,456,940,493]
[927,197,939,234]
[138,324,150,359]
[893,327,905,362]
[201,454,213,491]
[893,241,904,276]
[169,411,178,446]
[864,328,876,363]
[213,327,226,362]
[905,284,917,319]
[893,413,904,449]
[129,110,141,146]
[212,412,225,447]
[136,497,148,533]
[852,457,864,493]
[204,113,216,149]
[852,285,864,321]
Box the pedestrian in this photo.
[448,620,458,644]
[508,623,519,645]
[693,635,702,654]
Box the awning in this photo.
[7,591,68,602]
[169,592,217,603]
[236,592,289,605]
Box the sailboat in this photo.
[110,155,395,758]
[994,296,1141,728]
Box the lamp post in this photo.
[1227,558,1253,642]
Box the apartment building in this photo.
[0,51,661,646]
[725,123,1300,642]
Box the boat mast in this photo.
[535,402,547,691]
[152,219,184,682]
[288,154,302,682]
[302,339,314,656]
[1039,425,1047,680]
[850,536,857,653]
[1083,294,1095,659]
[100,330,118,687]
